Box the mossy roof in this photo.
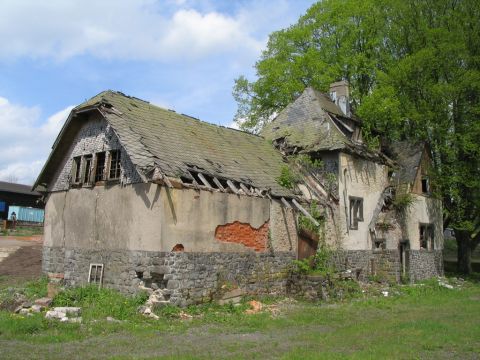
[73,91,293,196]
[386,141,426,184]
[262,87,352,152]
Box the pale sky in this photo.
[0,0,316,185]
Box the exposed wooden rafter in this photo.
[292,199,320,227]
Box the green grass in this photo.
[0,225,43,237]
[0,277,479,359]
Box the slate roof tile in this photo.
[76,91,293,197]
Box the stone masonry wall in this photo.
[49,115,143,192]
[408,250,443,282]
[330,250,401,282]
[43,246,294,306]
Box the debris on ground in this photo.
[45,307,82,323]
[218,288,245,305]
[179,311,193,320]
[138,285,172,319]
[245,300,263,314]
[35,297,53,307]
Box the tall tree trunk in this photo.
[457,231,472,274]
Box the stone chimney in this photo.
[329,80,350,117]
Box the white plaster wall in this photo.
[404,194,443,250]
[337,153,390,250]
[44,184,297,253]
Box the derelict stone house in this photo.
[34,82,443,305]
[262,82,443,282]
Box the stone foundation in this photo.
[42,246,295,306]
[330,250,401,282]
[408,250,443,282]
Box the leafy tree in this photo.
[233,0,480,273]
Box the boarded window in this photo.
[349,197,363,230]
[72,156,82,184]
[95,152,106,182]
[83,155,93,184]
[420,224,434,250]
[88,263,104,288]
[109,150,121,180]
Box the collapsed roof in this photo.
[385,141,427,185]
[34,91,294,197]
[262,87,362,152]
[261,87,392,164]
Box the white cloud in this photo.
[0,97,73,185]
[0,0,265,62]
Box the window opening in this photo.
[95,152,106,182]
[83,155,92,184]
[421,176,430,194]
[109,150,121,179]
[349,197,363,230]
[374,238,386,250]
[72,156,82,183]
[88,263,104,288]
[419,224,434,250]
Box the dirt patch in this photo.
[0,235,43,242]
[0,245,42,277]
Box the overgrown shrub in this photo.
[393,192,415,212]
[276,165,300,189]
[298,201,324,234]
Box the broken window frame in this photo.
[349,196,364,230]
[82,155,93,185]
[421,176,430,194]
[373,238,386,250]
[108,150,121,180]
[94,151,106,182]
[71,156,82,184]
[88,263,104,288]
[419,223,434,250]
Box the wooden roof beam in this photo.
[292,199,320,227]
[197,173,213,189]
[212,177,226,191]
[281,197,292,209]
[226,180,239,194]
[239,183,252,195]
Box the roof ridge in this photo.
[93,90,264,140]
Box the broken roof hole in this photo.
[180,176,195,184]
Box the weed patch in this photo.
[53,285,148,321]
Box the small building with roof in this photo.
[0,181,43,221]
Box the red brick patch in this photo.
[215,221,269,252]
